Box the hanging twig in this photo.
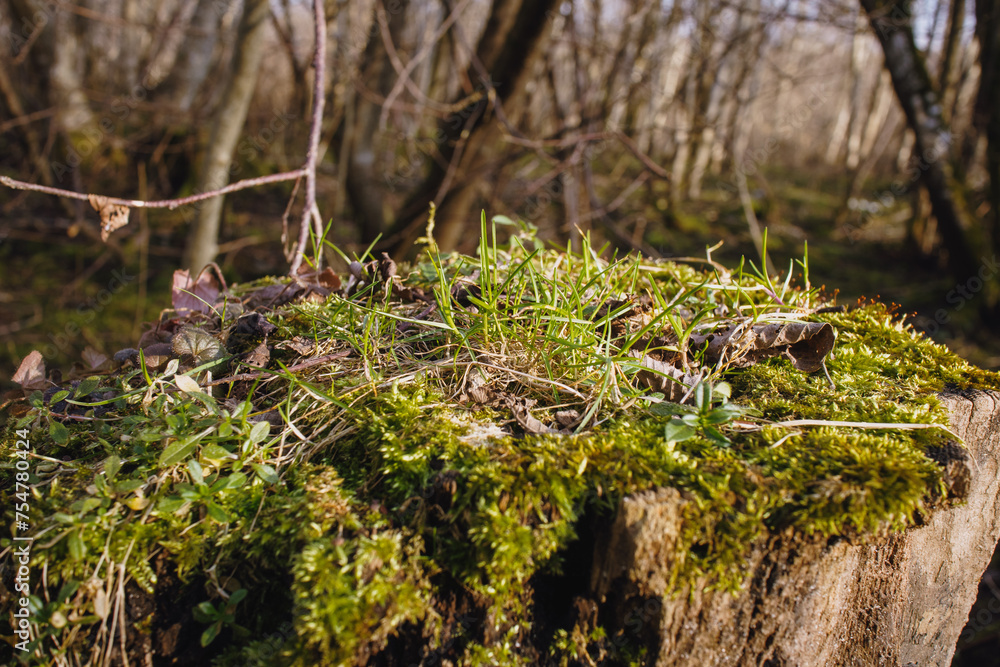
[289,0,327,275]
[0,171,306,210]
[0,0,330,276]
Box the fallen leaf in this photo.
[243,282,304,309]
[509,398,558,434]
[632,354,704,403]
[241,341,270,368]
[174,375,200,393]
[689,321,835,373]
[81,347,108,371]
[225,312,277,353]
[281,336,315,356]
[379,253,397,281]
[113,348,140,367]
[317,267,341,290]
[555,410,580,428]
[12,350,48,390]
[139,343,173,370]
[88,194,130,242]
[171,269,220,315]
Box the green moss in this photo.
[4,239,998,666]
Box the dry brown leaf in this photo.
[280,336,316,356]
[88,194,130,241]
[12,350,48,390]
[81,346,109,371]
[510,399,558,434]
[632,354,704,403]
[243,282,305,309]
[171,269,221,315]
[241,341,270,369]
[690,321,835,373]
[317,267,341,290]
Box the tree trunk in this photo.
[938,0,966,120]
[859,0,976,277]
[845,10,870,170]
[388,0,558,254]
[183,0,269,273]
[344,0,410,244]
[156,0,226,113]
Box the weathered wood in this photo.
[591,390,1000,667]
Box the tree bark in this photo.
[859,0,976,277]
[183,0,269,273]
[938,0,966,116]
[592,390,1000,667]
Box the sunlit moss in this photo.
[3,240,998,665]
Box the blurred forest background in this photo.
[2,0,1000,661]
[2,0,999,371]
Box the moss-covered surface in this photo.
[2,225,998,666]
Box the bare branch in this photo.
[378,0,474,131]
[0,171,307,210]
[1,0,331,276]
[289,0,328,275]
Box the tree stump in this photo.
[591,390,1000,666]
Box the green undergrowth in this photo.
[3,218,998,666]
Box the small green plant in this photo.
[659,380,754,446]
[193,588,248,647]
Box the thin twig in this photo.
[0,170,306,210]
[280,175,303,262]
[769,419,962,441]
[0,106,56,133]
[289,0,327,274]
[203,351,352,386]
[378,0,473,131]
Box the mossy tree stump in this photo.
[591,390,1000,667]
[5,238,1000,666]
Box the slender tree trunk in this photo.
[938,0,966,118]
[845,10,869,170]
[48,6,95,140]
[344,0,410,244]
[157,0,226,113]
[388,0,558,254]
[859,0,976,276]
[183,0,269,273]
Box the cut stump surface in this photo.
[591,390,1000,667]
